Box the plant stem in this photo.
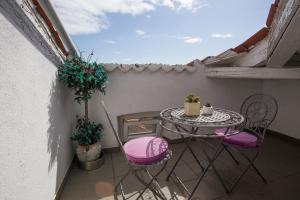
[85,100,88,120]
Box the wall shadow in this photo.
[47,75,74,195]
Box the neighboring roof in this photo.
[201,49,246,66]
[232,27,269,53]
[187,59,201,66]
[198,0,280,66]
[232,0,279,54]
[31,0,67,55]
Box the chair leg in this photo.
[135,161,168,200]
[241,151,267,184]
[144,169,168,199]
[229,150,267,193]
[251,165,267,184]
[134,170,166,200]
[223,145,240,165]
[114,169,132,200]
[229,160,252,193]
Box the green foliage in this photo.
[185,92,200,103]
[58,53,109,103]
[71,116,103,145]
[58,52,108,144]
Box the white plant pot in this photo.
[184,102,200,116]
[78,151,105,171]
[202,106,214,115]
[76,141,102,162]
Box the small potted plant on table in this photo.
[184,93,200,116]
[202,103,214,115]
[58,52,108,170]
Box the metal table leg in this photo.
[163,123,231,199]
[187,141,227,200]
[166,137,189,181]
[197,139,230,194]
[176,126,204,171]
[166,126,204,181]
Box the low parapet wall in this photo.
[84,63,263,148]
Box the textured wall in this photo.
[262,80,300,139]
[87,66,263,148]
[0,11,74,200]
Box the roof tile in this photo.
[266,4,278,28]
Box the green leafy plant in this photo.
[71,116,103,145]
[58,53,108,103]
[58,52,108,145]
[185,93,200,103]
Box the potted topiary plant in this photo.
[58,52,108,170]
[184,93,200,116]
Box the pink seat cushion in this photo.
[123,136,169,164]
[214,128,258,148]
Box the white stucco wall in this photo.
[262,80,300,139]
[88,66,263,148]
[90,68,300,147]
[0,11,74,200]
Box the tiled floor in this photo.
[60,135,300,200]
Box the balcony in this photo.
[1,1,300,200]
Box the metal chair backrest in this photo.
[101,100,125,154]
[239,94,278,142]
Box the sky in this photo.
[52,0,273,64]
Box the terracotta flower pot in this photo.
[76,141,102,162]
[184,102,200,116]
